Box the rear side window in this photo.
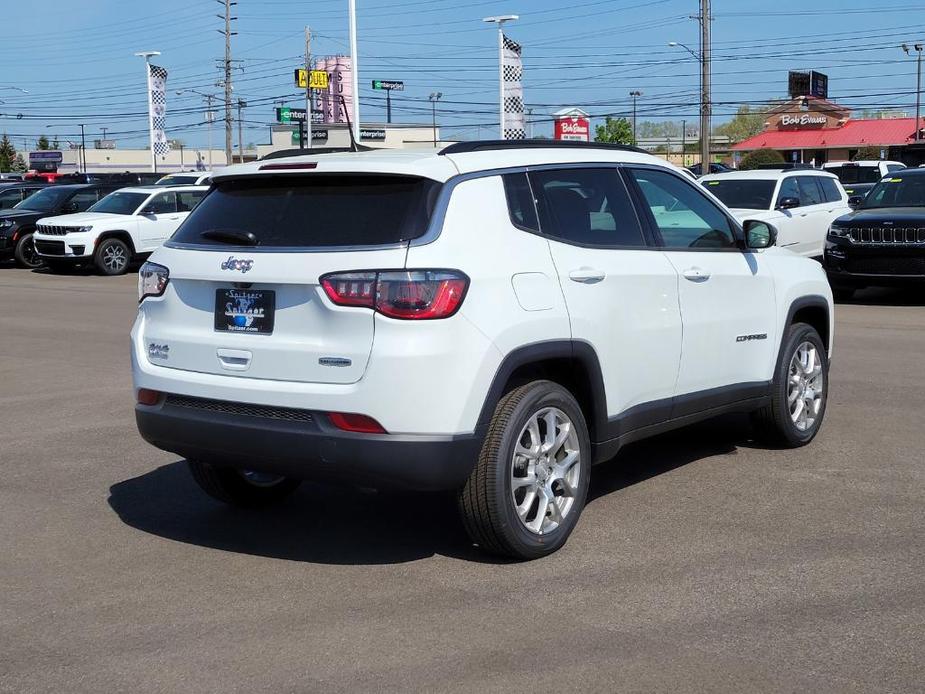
[817,177,842,203]
[796,177,824,205]
[172,175,441,247]
[529,168,646,247]
[502,173,539,231]
[177,190,206,212]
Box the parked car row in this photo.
[0,171,211,274]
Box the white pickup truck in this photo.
[34,185,208,275]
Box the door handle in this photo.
[682,267,711,282]
[568,268,606,284]
[167,216,180,220]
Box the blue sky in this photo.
[1,0,924,151]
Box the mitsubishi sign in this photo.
[553,107,590,142]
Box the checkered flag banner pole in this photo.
[147,63,171,169]
[501,33,525,140]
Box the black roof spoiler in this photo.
[438,139,648,156]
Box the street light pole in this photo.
[79,124,86,173]
[429,92,442,147]
[483,15,519,139]
[629,90,642,144]
[347,0,360,143]
[699,0,712,171]
[903,43,923,142]
[236,99,247,163]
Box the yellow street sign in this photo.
[294,69,329,89]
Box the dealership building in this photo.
[732,96,925,166]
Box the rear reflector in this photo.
[328,412,387,434]
[137,388,161,406]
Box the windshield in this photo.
[861,175,925,209]
[828,165,882,185]
[171,175,442,247]
[88,191,149,215]
[156,175,200,186]
[701,179,775,210]
[14,187,73,212]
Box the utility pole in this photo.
[699,0,712,171]
[236,99,247,163]
[219,0,237,166]
[101,127,108,141]
[429,92,442,147]
[305,26,312,149]
[682,119,687,166]
[79,124,86,173]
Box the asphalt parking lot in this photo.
[1,264,923,693]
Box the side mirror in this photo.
[847,195,864,210]
[777,196,800,210]
[743,219,777,249]
[140,208,156,216]
[64,201,80,213]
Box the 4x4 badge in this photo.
[221,256,254,273]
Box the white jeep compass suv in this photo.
[131,141,834,559]
[34,185,208,275]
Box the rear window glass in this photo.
[701,179,774,210]
[172,175,442,247]
[827,165,882,184]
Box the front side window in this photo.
[529,168,646,247]
[778,177,800,206]
[701,179,775,210]
[886,164,905,173]
[628,168,736,249]
[144,192,177,215]
[796,177,824,206]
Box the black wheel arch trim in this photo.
[780,294,831,359]
[474,340,608,444]
[96,230,136,255]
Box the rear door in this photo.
[139,174,439,385]
[531,167,682,421]
[774,177,813,254]
[626,166,777,399]
[792,175,829,257]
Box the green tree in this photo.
[715,104,772,144]
[594,116,634,145]
[739,148,785,171]
[0,134,17,173]
[36,135,51,150]
[10,154,27,173]
[852,146,881,161]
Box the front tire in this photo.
[188,460,301,508]
[752,322,829,447]
[458,380,591,560]
[13,232,42,269]
[94,237,131,276]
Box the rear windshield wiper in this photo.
[200,229,258,246]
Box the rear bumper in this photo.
[135,395,482,491]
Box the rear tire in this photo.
[458,380,591,560]
[188,460,301,508]
[752,322,829,447]
[13,232,42,269]
[94,237,131,276]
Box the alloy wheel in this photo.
[102,243,127,273]
[510,407,581,535]
[788,341,825,432]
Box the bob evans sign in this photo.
[555,117,590,141]
[779,113,829,128]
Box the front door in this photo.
[625,166,778,406]
[529,167,683,427]
[138,191,179,249]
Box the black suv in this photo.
[0,184,120,268]
[824,168,925,298]
[0,181,48,211]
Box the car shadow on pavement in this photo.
[836,286,925,307]
[108,415,754,565]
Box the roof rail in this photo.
[754,163,816,170]
[438,139,648,156]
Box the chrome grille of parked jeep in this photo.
[848,227,925,244]
[164,393,315,422]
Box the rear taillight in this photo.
[138,261,169,302]
[321,270,468,320]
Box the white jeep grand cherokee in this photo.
[131,142,834,559]
[34,185,208,275]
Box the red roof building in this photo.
[731,97,925,165]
